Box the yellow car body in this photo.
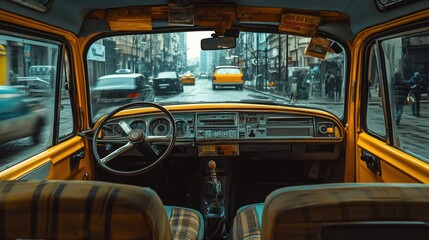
[212,66,244,90]
[181,74,195,85]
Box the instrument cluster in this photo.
[102,113,194,139]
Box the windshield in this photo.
[157,72,177,78]
[216,68,241,74]
[87,31,346,120]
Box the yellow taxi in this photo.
[181,73,196,85]
[212,66,244,90]
[1,0,429,239]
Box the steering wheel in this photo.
[92,102,176,176]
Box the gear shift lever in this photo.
[208,160,221,213]
[206,160,226,239]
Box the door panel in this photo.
[0,16,92,181]
[355,16,429,184]
[357,133,429,183]
[0,137,88,180]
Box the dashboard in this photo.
[100,107,343,161]
[102,111,341,141]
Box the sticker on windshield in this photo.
[168,4,194,26]
[304,37,332,60]
[279,13,321,36]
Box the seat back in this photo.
[262,183,429,240]
[320,221,429,240]
[0,180,173,240]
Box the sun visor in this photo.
[168,4,194,26]
[83,7,152,34]
[105,7,152,31]
[194,6,236,36]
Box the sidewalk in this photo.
[245,83,429,104]
[245,85,344,104]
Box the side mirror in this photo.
[201,37,236,50]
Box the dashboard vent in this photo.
[267,117,313,126]
[196,113,237,127]
[199,119,235,126]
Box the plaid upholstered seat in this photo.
[166,206,204,240]
[232,183,429,240]
[231,203,263,240]
[0,180,203,240]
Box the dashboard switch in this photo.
[249,130,255,137]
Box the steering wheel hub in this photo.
[129,129,145,142]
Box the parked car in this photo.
[181,73,196,85]
[212,66,244,90]
[199,72,208,80]
[14,65,57,96]
[19,77,51,96]
[28,65,56,83]
[0,86,44,145]
[153,71,183,93]
[92,73,154,114]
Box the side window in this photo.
[366,43,387,138]
[0,32,60,169]
[380,32,429,160]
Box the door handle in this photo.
[70,149,85,170]
[360,150,382,176]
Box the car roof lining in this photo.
[1,0,428,40]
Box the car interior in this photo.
[1,0,429,239]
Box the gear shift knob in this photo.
[208,160,221,198]
[208,160,218,189]
[208,160,216,171]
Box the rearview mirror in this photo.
[201,37,236,50]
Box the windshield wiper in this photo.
[238,99,292,105]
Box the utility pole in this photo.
[286,34,289,83]
[245,32,248,81]
[256,34,259,90]
[278,33,281,91]
[265,33,268,91]
[295,35,298,67]
[149,34,152,77]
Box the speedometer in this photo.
[149,118,171,136]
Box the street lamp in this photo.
[230,55,239,66]
[140,41,150,77]
[114,47,121,69]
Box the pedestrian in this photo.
[407,72,423,116]
[324,71,331,96]
[393,70,408,125]
[328,72,335,99]
[335,70,342,98]
[9,71,18,85]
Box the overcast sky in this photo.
[186,31,212,59]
